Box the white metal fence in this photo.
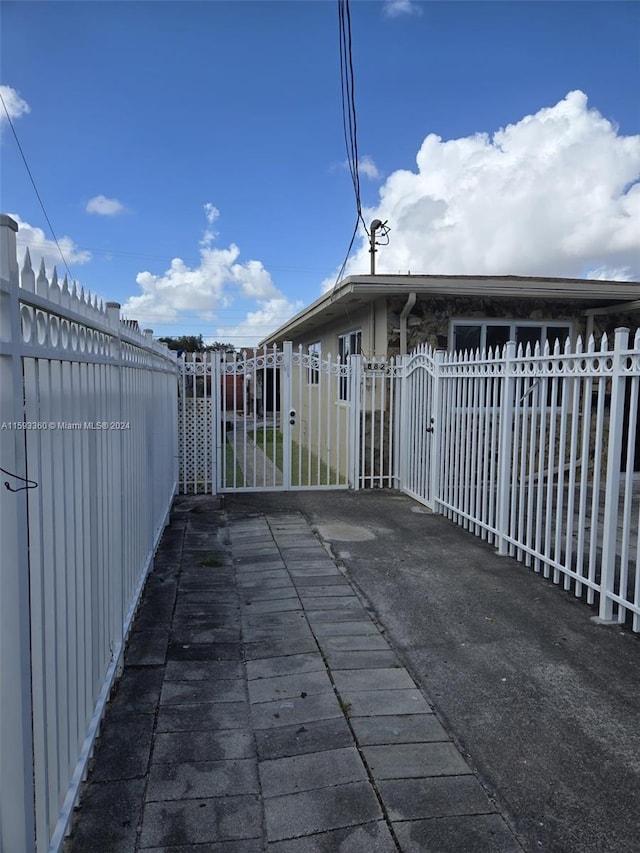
[0,215,179,853]
[178,344,372,493]
[397,331,640,631]
[175,328,638,631]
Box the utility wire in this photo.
[0,89,75,282]
[334,0,368,292]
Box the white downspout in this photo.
[399,292,417,355]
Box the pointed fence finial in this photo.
[36,258,48,296]
[50,267,60,303]
[20,248,35,292]
[61,275,70,307]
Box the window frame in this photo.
[307,341,321,385]
[338,329,362,402]
[449,319,573,354]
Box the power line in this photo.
[334,0,367,292]
[0,89,75,282]
[14,237,333,275]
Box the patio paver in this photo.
[64,497,523,853]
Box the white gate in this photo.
[179,342,374,492]
[397,346,437,507]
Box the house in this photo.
[259,274,640,479]
[260,273,640,359]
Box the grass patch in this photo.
[338,698,352,716]
[250,428,341,487]
[222,437,244,488]
[201,553,224,567]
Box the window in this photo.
[452,321,571,354]
[308,341,321,384]
[338,330,361,401]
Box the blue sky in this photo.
[2,0,639,346]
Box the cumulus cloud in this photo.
[218,297,304,351]
[122,207,286,344]
[334,91,640,283]
[0,85,30,127]
[383,0,423,18]
[86,195,126,216]
[11,213,91,274]
[204,203,220,224]
[335,154,381,180]
[358,155,381,180]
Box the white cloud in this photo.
[217,297,304,350]
[86,195,126,216]
[122,207,287,344]
[358,155,381,180]
[586,266,634,282]
[334,91,640,283]
[383,0,423,18]
[335,154,381,180]
[11,213,91,275]
[0,85,30,127]
[204,202,220,224]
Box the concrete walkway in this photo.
[64,496,523,852]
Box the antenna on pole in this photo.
[369,219,389,275]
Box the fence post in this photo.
[496,340,516,555]
[280,342,293,490]
[428,350,445,511]
[0,214,36,853]
[349,353,363,489]
[396,354,408,491]
[211,351,221,494]
[599,327,629,622]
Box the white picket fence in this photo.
[0,215,179,853]
[397,331,640,631]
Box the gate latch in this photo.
[425,417,434,434]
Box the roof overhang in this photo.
[260,274,640,346]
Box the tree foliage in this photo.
[157,334,235,353]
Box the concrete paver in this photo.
[263,780,383,840]
[254,717,354,761]
[146,758,259,800]
[246,669,334,703]
[393,814,523,853]
[64,496,525,853]
[378,776,495,821]
[345,687,433,716]
[245,652,325,680]
[139,795,262,847]
[152,730,255,763]
[249,692,344,730]
[332,666,417,692]
[258,746,367,796]
[350,713,449,745]
[362,742,472,779]
[266,821,397,853]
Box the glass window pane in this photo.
[516,326,542,348]
[453,325,481,352]
[547,326,570,348]
[485,325,510,351]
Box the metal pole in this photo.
[369,223,377,275]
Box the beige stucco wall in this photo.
[283,299,391,483]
